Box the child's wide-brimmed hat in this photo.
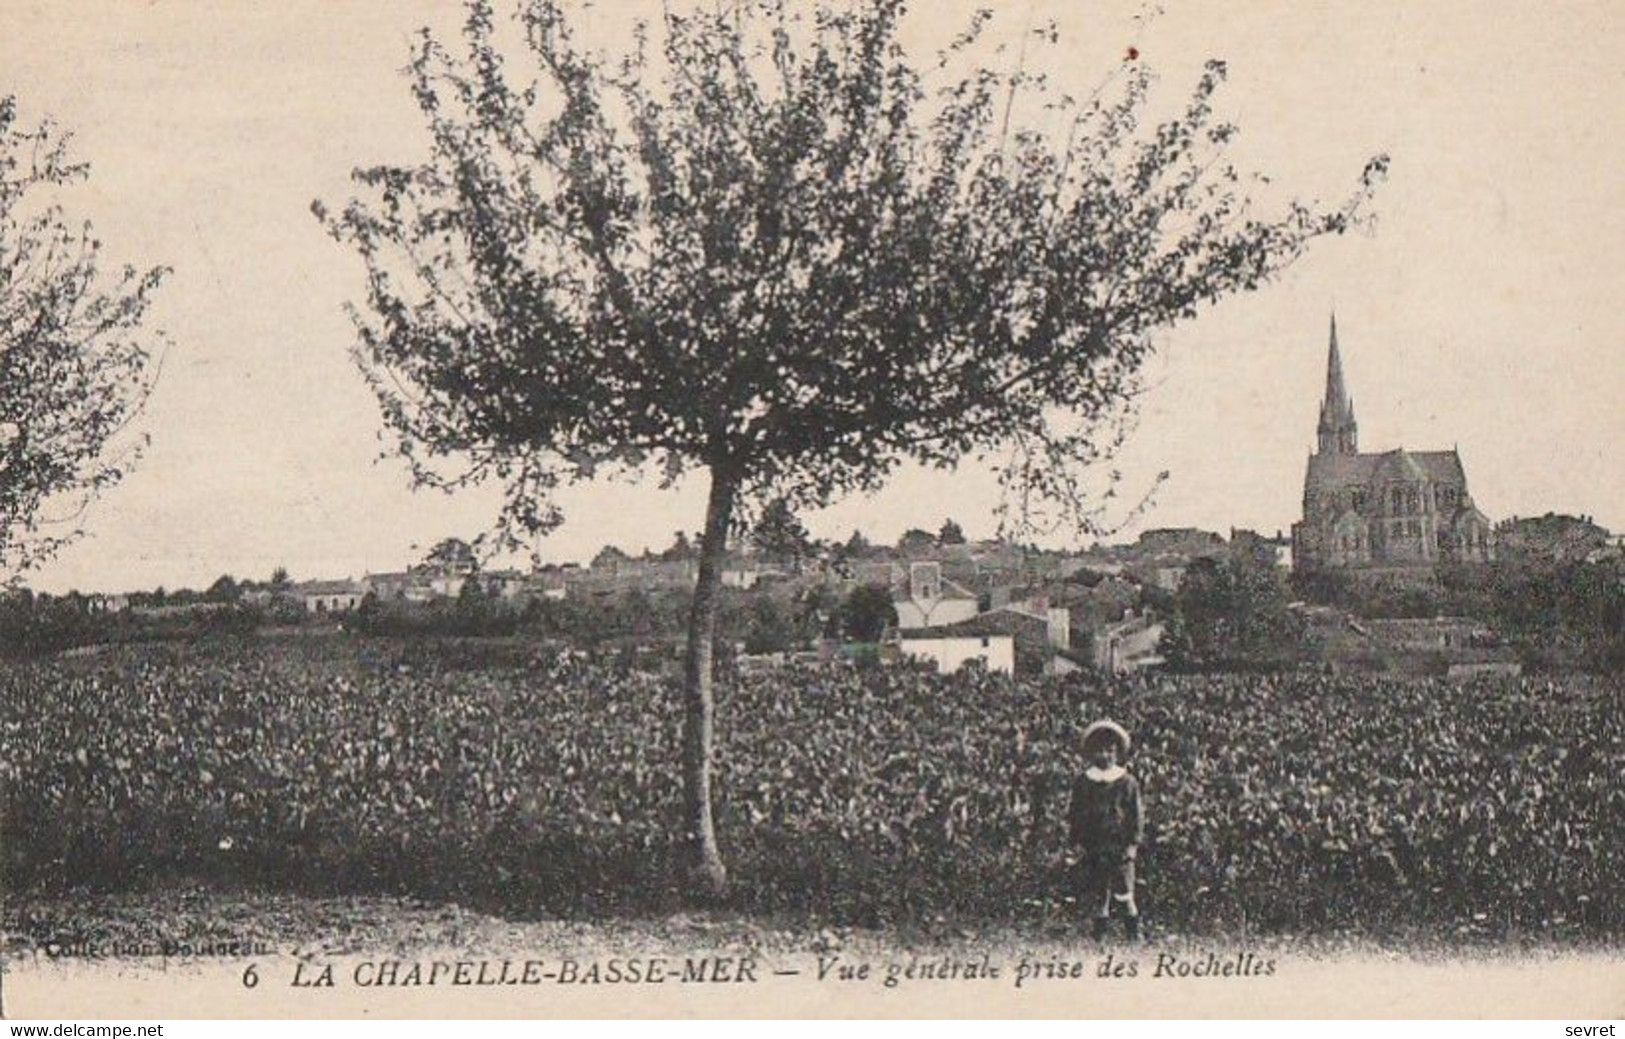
[1081,718,1131,754]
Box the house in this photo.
[903,602,1078,676]
[87,593,130,614]
[1356,616,1491,649]
[477,570,528,601]
[1092,613,1165,674]
[900,633,1015,675]
[1134,527,1227,558]
[1496,513,1611,565]
[893,561,980,630]
[429,571,468,599]
[1584,534,1624,566]
[1304,610,1518,676]
[298,579,365,614]
[1231,528,1294,570]
[364,570,436,603]
[529,569,570,600]
[1152,566,1187,593]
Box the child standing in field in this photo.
[1066,718,1144,942]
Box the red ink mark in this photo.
[1125,46,1140,61]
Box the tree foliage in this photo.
[205,574,242,603]
[742,594,796,654]
[0,97,166,576]
[750,497,813,563]
[316,0,1384,545]
[834,529,880,569]
[316,0,1385,896]
[1163,554,1297,670]
[660,530,696,561]
[839,582,897,642]
[897,527,937,553]
[425,536,478,573]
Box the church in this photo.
[1291,317,1494,575]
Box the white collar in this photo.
[1085,765,1126,783]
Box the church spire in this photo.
[1317,313,1358,454]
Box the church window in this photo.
[1391,487,1404,512]
[1352,489,1367,510]
[1408,521,1420,537]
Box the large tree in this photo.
[317,0,1384,898]
[0,97,166,577]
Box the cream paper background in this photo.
[4,949,1625,1018]
[2,0,1621,1019]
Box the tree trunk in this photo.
[681,463,737,901]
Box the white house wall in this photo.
[899,635,1015,675]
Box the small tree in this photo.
[743,595,795,655]
[840,583,897,643]
[795,582,840,641]
[0,97,166,576]
[318,0,1383,897]
[897,528,938,554]
[841,530,874,560]
[453,572,500,633]
[937,518,967,546]
[660,530,696,562]
[426,537,478,573]
[751,497,813,566]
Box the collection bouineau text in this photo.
[272,951,1277,990]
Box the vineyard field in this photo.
[2,635,1620,943]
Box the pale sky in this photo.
[5,0,1621,593]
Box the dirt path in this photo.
[3,886,1622,1018]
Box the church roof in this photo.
[1414,450,1466,484]
[1306,448,1465,489]
[1318,316,1354,424]
[1374,448,1427,482]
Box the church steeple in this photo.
[1317,313,1359,455]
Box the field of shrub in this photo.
[2,634,1619,940]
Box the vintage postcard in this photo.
[1,0,1620,1021]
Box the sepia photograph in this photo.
[0,0,1620,1021]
